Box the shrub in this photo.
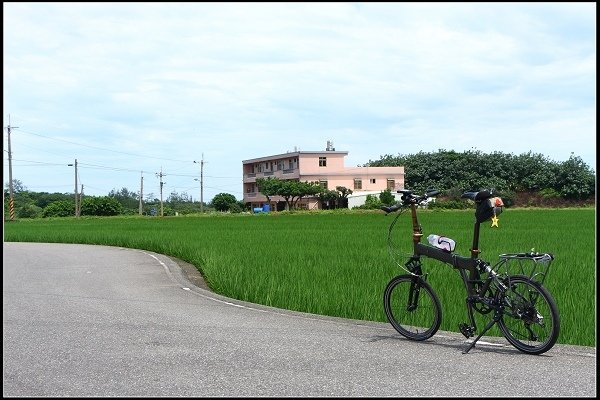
[17,204,43,219]
[539,188,561,199]
[42,200,75,218]
[379,189,395,206]
[81,196,124,216]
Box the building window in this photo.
[387,179,395,190]
[288,159,294,169]
[319,180,328,190]
[319,157,327,167]
[370,178,376,184]
[354,179,362,190]
[277,161,283,171]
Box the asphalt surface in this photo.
[3,242,596,397]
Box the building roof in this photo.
[243,150,349,164]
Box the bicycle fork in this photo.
[404,257,427,312]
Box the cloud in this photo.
[3,2,596,199]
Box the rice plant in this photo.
[3,207,595,346]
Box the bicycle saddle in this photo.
[461,190,492,201]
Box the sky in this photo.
[3,2,597,203]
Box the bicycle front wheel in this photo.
[497,275,560,355]
[384,274,442,341]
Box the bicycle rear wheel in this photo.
[497,275,560,355]
[384,274,442,341]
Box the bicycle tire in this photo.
[384,274,442,341]
[497,275,560,355]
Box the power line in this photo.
[13,127,189,163]
[6,158,237,178]
[5,125,242,199]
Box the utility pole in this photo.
[79,184,84,216]
[156,167,165,217]
[194,154,205,213]
[4,115,18,221]
[68,159,79,217]
[139,171,143,215]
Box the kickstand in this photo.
[462,314,499,354]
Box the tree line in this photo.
[3,181,245,218]
[4,149,595,219]
[366,149,595,201]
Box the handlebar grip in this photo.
[381,204,402,213]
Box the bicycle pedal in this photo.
[459,323,474,338]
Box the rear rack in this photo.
[493,252,554,286]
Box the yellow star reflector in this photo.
[491,215,499,227]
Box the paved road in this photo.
[3,242,596,397]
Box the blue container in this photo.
[262,204,271,212]
[253,207,263,213]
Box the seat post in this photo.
[470,222,481,259]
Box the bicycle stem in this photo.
[409,203,423,245]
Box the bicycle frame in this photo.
[383,189,559,354]
[402,197,510,352]
[405,198,480,278]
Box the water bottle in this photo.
[427,234,456,252]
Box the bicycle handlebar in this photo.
[380,189,440,213]
[381,204,402,213]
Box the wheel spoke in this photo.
[384,275,442,341]
[497,275,559,354]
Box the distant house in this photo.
[242,142,405,210]
[346,190,400,209]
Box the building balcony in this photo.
[243,169,299,182]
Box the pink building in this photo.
[243,143,405,210]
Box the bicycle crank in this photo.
[459,323,474,338]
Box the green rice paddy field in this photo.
[3,208,596,347]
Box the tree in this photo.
[42,200,75,218]
[512,152,557,192]
[256,177,281,204]
[33,192,72,208]
[277,180,322,210]
[81,196,124,216]
[316,186,353,209]
[4,179,26,193]
[211,193,238,212]
[555,154,596,199]
[379,188,395,206]
[336,186,353,209]
[317,189,339,209]
[300,181,323,207]
[17,204,42,219]
[109,187,140,212]
[167,190,192,203]
[366,149,595,201]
